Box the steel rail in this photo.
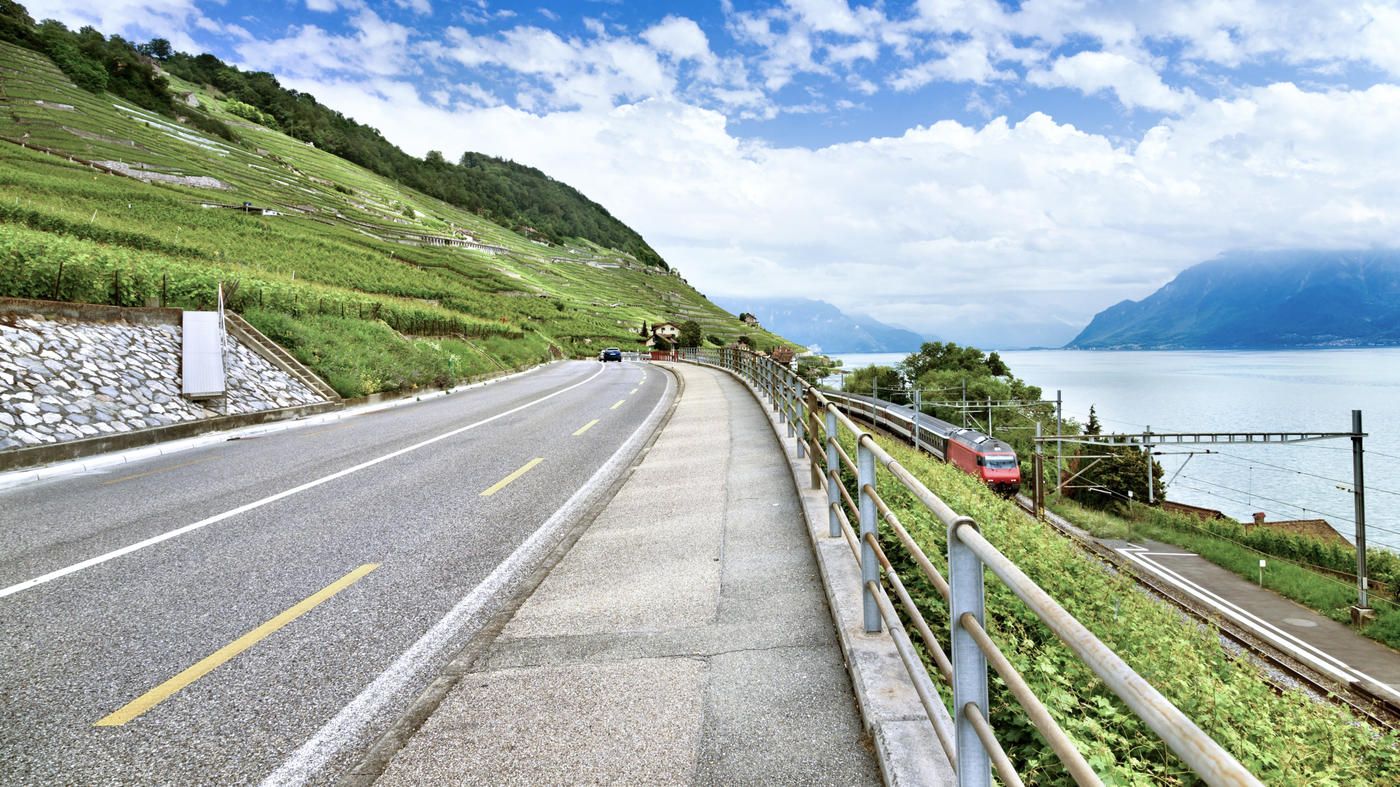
[829,467,860,524]
[865,480,952,602]
[963,703,1024,787]
[868,578,959,767]
[960,613,1102,786]
[953,523,1262,786]
[863,530,954,681]
[1013,496,1400,734]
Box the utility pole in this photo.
[913,388,922,450]
[961,378,967,427]
[1144,425,1154,505]
[1353,409,1369,612]
[1055,389,1063,496]
[1034,421,1044,519]
[987,396,993,436]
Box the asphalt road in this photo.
[0,360,672,785]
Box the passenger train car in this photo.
[826,391,1022,495]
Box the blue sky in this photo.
[21,1,1400,346]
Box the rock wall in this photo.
[0,314,325,451]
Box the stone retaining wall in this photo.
[0,312,325,452]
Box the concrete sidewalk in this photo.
[373,362,879,785]
[1109,538,1400,701]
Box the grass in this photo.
[0,40,796,394]
[842,428,1400,784]
[1050,495,1400,650]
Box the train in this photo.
[826,391,1022,495]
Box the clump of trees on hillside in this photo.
[0,2,234,140]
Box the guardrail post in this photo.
[794,376,806,457]
[949,518,990,786]
[826,407,840,538]
[784,369,795,431]
[857,435,881,633]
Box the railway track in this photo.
[1010,494,1400,734]
[833,396,1400,733]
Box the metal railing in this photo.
[674,347,1262,787]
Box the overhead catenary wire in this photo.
[1195,449,1400,500]
[1176,474,1358,525]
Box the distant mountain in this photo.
[1068,250,1400,349]
[714,296,927,353]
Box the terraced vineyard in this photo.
[0,40,788,395]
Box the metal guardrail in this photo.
[674,347,1262,787]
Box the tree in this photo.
[845,365,907,404]
[677,320,703,348]
[900,341,990,381]
[1086,406,1102,435]
[1073,448,1165,510]
[985,351,1009,377]
[138,37,171,59]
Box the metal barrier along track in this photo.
[677,347,1262,787]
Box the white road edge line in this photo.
[1116,546,1400,701]
[260,363,674,787]
[0,362,561,493]
[0,365,607,599]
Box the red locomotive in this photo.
[836,393,1022,496]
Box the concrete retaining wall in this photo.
[0,298,328,459]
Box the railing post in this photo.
[826,407,840,538]
[949,518,990,786]
[794,376,806,458]
[857,435,881,633]
[785,370,795,436]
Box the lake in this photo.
[830,349,1400,554]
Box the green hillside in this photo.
[0,29,790,396]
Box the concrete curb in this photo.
[670,361,953,786]
[0,400,341,472]
[0,361,560,491]
[340,363,685,785]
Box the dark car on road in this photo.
[599,348,623,362]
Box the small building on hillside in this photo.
[651,322,681,341]
[1163,500,1228,521]
[1245,512,1348,545]
[739,312,761,328]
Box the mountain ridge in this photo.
[713,296,927,353]
[1068,250,1400,349]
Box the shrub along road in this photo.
[0,360,672,785]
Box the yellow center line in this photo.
[101,456,217,486]
[95,563,379,727]
[480,457,544,496]
[629,387,638,394]
[610,399,626,410]
[572,419,600,437]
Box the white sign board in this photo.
[182,311,226,399]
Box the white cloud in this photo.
[391,0,432,15]
[22,0,210,51]
[1029,51,1194,113]
[235,11,412,79]
[274,68,1400,345]
[642,16,713,63]
[891,39,1014,89]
